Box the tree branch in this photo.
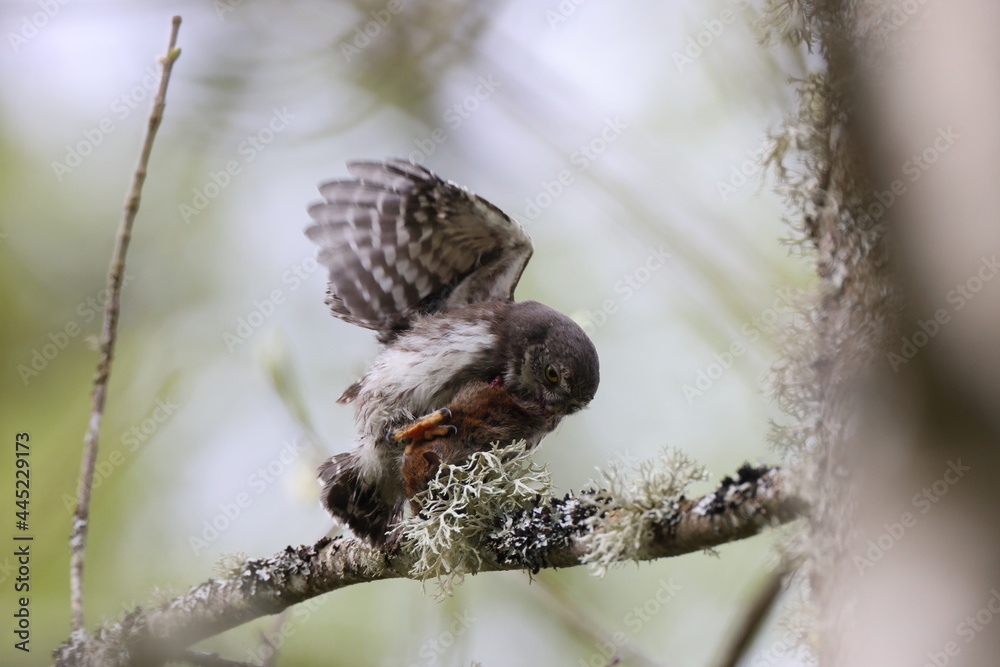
[69,15,182,635]
[716,568,784,667]
[531,573,664,667]
[53,464,802,666]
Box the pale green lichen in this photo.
[213,551,250,578]
[399,441,552,597]
[579,447,709,577]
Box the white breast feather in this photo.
[358,319,496,439]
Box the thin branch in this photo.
[258,612,285,667]
[716,568,785,667]
[69,15,182,634]
[53,465,802,667]
[531,573,663,667]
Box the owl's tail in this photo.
[318,452,403,546]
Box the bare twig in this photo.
[53,465,802,667]
[258,612,285,667]
[69,15,183,634]
[716,568,785,667]
[531,573,664,667]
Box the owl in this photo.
[306,159,599,545]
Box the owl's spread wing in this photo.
[305,159,533,337]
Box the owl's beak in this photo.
[560,399,588,416]
[544,400,567,416]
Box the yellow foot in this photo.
[392,408,457,445]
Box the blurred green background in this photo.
[0,1,814,665]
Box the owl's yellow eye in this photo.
[544,365,560,384]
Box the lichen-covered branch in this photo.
[52,463,801,667]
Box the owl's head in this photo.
[500,301,600,419]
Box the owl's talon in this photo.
[393,407,455,443]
